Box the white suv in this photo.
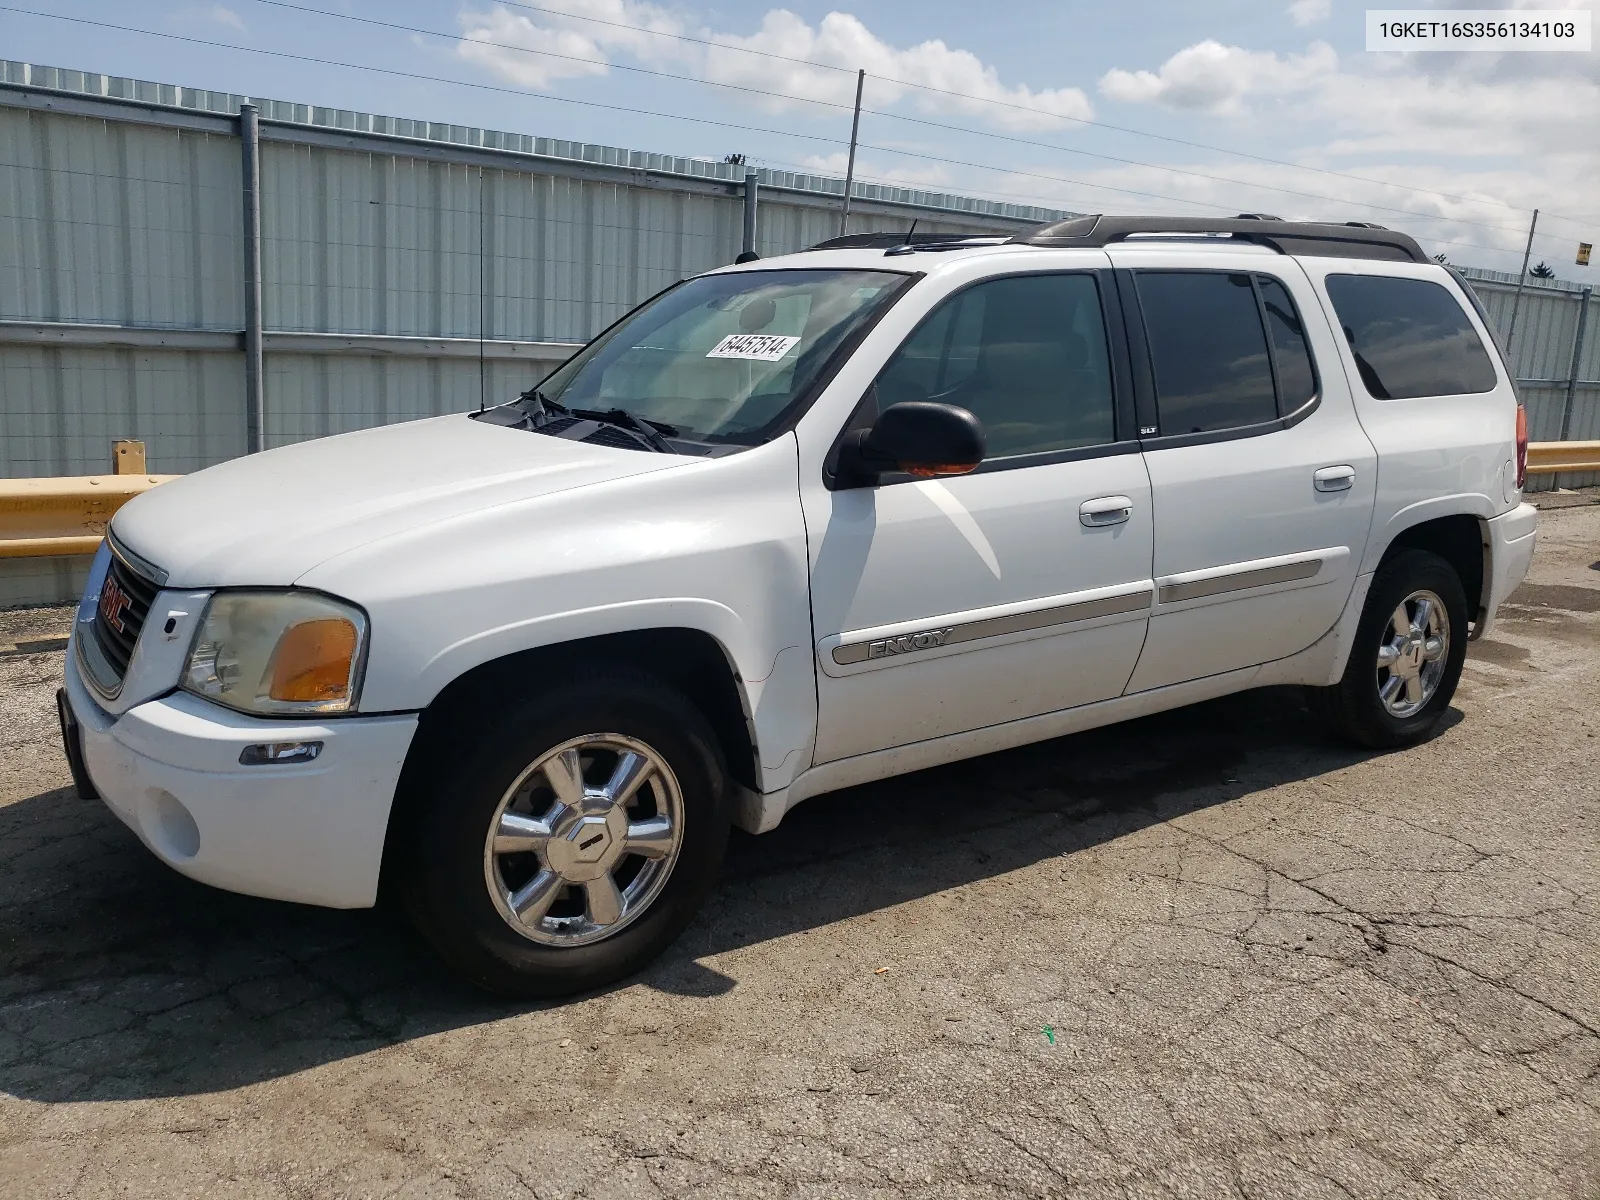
[58,215,1539,996]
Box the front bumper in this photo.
[1475,501,1539,640]
[63,641,418,909]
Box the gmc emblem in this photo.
[98,577,133,634]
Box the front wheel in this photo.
[399,666,732,998]
[1312,548,1469,749]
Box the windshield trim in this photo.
[522,266,923,449]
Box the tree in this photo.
[1433,253,1449,264]
[1531,261,1555,278]
[722,153,746,166]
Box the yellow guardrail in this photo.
[0,440,1596,561]
[1526,440,1600,475]
[0,473,178,559]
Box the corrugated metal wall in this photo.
[0,107,243,332]
[1458,271,1599,491]
[0,64,1054,474]
[1465,270,1593,454]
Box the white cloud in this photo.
[1098,40,1338,114]
[455,3,1093,131]
[456,6,619,89]
[1288,0,1330,27]
[1086,35,1598,271]
[697,11,1092,131]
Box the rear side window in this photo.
[1258,276,1317,412]
[1324,274,1497,399]
[1134,272,1277,434]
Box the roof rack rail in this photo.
[1007,215,1428,263]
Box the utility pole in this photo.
[839,69,864,237]
[1505,208,1539,357]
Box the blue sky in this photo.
[3,0,1596,275]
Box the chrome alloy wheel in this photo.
[483,734,685,947]
[1375,588,1450,719]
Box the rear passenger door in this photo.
[1108,252,1377,691]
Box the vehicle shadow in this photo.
[0,685,1449,1103]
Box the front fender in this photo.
[416,597,751,705]
[297,436,819,793]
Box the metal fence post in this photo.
[1558,286,1592,444]
[741,170,759,258]
[240,103,266,453]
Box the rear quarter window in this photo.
[1324,274,1498,399]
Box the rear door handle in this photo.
[1314,465,1356,492]
[1080,495,1134,527]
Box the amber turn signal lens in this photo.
[904,462,980,478]
[266,617,358,704]
[1514,404,1528,490]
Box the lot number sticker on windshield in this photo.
[706,333,801,361]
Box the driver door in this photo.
[801,270,1156,764]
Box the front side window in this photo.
[1324,274,1497,399]
[872,273,1117,458]
[1134,272,1277,435]
[534,269,911,445]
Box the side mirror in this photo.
[836,401,986,486]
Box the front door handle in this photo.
[1314,465,1356,492]
[1080,495,1134,527]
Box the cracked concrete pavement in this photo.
[0,497,1596,1199]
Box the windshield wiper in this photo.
[514,387,572,427]
[570,406,681,454]
[497,389,681,454]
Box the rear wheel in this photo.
[1312,548,1468,748]
[400,666,731,998]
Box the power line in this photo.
[0,6,1572,260]
[753,156,1537,261]
[0,7,1324,217]
[833,115,1539,237]
[248,0,854,119]
[485,0,1600,229]
[751,152,1541,263]
[0,7,850,148]
[843,145,1537,258]
[236,0,1563,240]
[755,154,1214,216]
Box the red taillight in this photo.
[1515,404,1528,490]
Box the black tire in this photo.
[1311,548,1469,749]
[399,664,731,998]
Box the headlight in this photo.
[183,591,368,716]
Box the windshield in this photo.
[532,269,912,445]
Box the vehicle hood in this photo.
[112,414,690,587]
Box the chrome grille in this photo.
[91,548,159,683]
